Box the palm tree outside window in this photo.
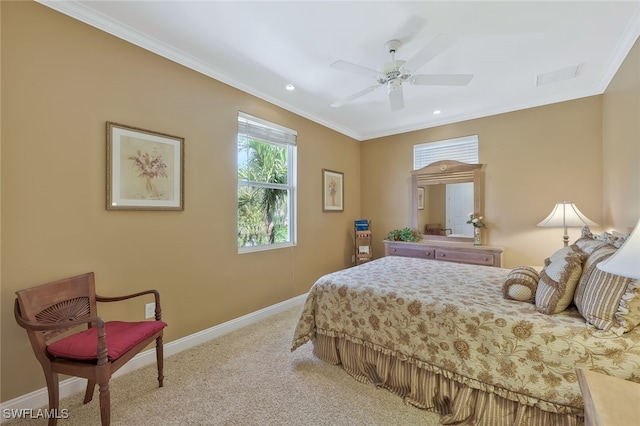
[237,113,297,252]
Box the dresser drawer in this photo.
[435,249,495,266]
[387,246,435,259]
[384,240,503,267]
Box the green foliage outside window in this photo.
[237,138,290,247]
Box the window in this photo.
[237,112,296,252]
[413,135,478,170]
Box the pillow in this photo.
[573,244,617,305]
[613,279,640,334]
[575,263,634,332]
[502,266,539,303]
[575,225,630,252]
[574,226,610,255]
[535,245,586,314]
[574,243,640,334]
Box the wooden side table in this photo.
[576,368,640,425]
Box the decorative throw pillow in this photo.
[574,226,610,255]
[502,266,539,303]
[613,280,640,334]
[575,225,630,252]
[573,242,640,334]
[574,244,617,305]
[575,264,634,332]
[535,245,586,314]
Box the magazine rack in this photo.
[354,220,372,265]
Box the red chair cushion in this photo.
[47,320,167,362]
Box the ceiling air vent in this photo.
[536,65,580,86]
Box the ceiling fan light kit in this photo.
[330,34,474,112]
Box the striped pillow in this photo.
[574,244,640,333]
[575,266,634,332]
[502,266,539,303]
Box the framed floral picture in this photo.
[322,169,343,212]
[106,122,184,210]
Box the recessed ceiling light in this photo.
[285,84,295,91]
[433,110,441,115]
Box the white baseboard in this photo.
[0,294,306,421]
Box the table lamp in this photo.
[537,201,598,247]
[597,218,640,279]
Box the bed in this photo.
[291,230,640,425]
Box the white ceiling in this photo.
[39,1,640,141]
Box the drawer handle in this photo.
[440,253,445,257]
[425,251,431,256]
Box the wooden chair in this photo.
[425,223,452,236]
[14,272,167,426]
[425,223,443,235]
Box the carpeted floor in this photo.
[5,303,442,425]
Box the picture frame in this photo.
[106,122,184,211]
[418,187,425,210]
[322,169,344,212]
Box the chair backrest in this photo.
[15,273,98,354]
[425,223,443,235]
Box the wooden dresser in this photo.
[383,239,504,267]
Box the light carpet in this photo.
[6,303,442,425]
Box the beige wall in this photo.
[2,1,638,404]
[602,38,640,231]
[1,2,361,400]
[362,96,604,267]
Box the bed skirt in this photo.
[311,332,584,426]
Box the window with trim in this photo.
[237,112,297,252]
[413,135,478,169]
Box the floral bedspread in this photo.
[292,256,640,410]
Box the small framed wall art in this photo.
[322,169,343,212]
[418,187,425,210]
[106,122,184,210]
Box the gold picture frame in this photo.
[106,122,184,210]
[322,169,344,212]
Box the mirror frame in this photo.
[411,160,484,243]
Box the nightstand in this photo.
[576,368,640,425]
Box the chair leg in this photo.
[44,371,59,426]
[98,381,110,426]
[84,379,96,404]
[156,334,164,387]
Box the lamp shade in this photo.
[537,202,598,247]
[597,218,640,279]
[537,202,598,228]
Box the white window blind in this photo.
[238,112,297,146]
[413,135,478,170]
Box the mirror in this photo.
[411,160,484,243]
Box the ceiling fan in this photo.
[330,34,473,111]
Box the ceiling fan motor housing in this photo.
[379,59,407,84]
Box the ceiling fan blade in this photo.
[330,60,380,78]
[410,74,473,86]
[401,33,457,74]
[388,83,404,111]
[330,85,380,108]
